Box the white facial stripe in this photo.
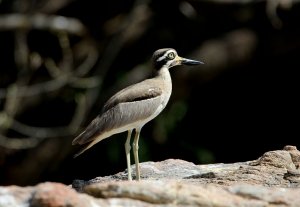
[157,50,177,62]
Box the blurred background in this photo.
[0,0,299,186]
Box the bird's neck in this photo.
[156,67,172,99]
[156,66,171,82]
[155,66,172,107]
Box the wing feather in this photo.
[103,79,162,112]
[72,79,163,146]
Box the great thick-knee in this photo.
[72,48,203,181]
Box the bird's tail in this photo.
[73,141,95,158]
[73,131,113,158]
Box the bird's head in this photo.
[152,48,203,70]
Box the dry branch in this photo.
[0,14,86,36]
[0,13,99,150]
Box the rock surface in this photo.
[1,145,300,207]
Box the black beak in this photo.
[181,58,204,65]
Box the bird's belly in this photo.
[111,101,168,135]
[137,93,171,127]
[122,102,165,131]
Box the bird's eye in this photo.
[167,52,175,59]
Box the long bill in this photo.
[180,57,204,65]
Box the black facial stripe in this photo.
[154,58,167,70]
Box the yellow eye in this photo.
[167,52,175,59]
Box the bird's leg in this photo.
[133,128,141,181]
[125,130,133,181]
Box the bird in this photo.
[72,48,203,181]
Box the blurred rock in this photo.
[1,145,300,207]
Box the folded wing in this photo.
[72,79,163,146]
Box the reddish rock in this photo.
[31,182,90,207]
